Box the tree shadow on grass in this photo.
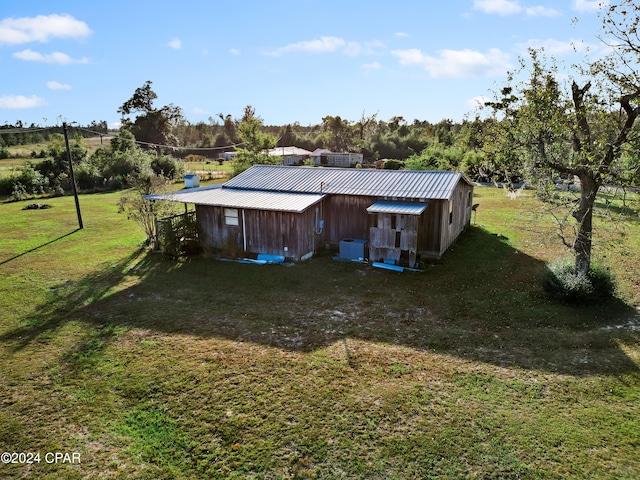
[2,226,638,377]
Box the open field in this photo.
[1,187,639,478]
[1,138,232,183]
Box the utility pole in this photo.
[62,122,83,229]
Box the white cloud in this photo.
[473,0,522,15]
[344,40,385,57]
[13,48,88,64]
[264,36,384,57]
[525,6,561,16]
[395,32,409,37]
[473,0,560,17]
[572,0,608,12]
[0,13,91,46]
[0,94,46,109]
[47,81,71,90]
[167,38,182,49]
[229,48,241,55]
[263,36,346,56]
[392,47,512,78]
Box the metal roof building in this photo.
[224,165,469,200]
[151,165,474,264]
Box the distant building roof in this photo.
[310,148,332,157]
[224,165,471,200]
[267,146,312,157]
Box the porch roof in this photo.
[145,185,325,213]
[366,200,429,215]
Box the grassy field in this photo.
[1,137,232,182]
[0,187,638,479]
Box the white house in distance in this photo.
[267,146,313,165]
[310,148,364,167]
[265,146,365,167]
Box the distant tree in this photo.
[231,106,277,176]
[356,111,378,141]
[118,80,184,149]
[321,115,356,151]
[277,124,297,147]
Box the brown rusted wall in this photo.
[243,207,316,259]
[321,195,375,244]
[416,179,473,258]
[195,204,317,260]
[196,204,244,256]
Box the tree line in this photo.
[0,129,183,199]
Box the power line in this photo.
[1,124,287,153]
[75,127,246,152]
[0,126,59,135]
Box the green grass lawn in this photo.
[0,187,639,479]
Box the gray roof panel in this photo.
[224,165,469,200]
[366,200,429,215]
[145,185,324,213]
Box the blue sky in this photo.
[0,0,607,129]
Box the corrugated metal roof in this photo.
[224,165,470,200]
[145,184,324,213]
[366,200,429,215]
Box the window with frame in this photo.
[224,208,239,226]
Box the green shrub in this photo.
[542,257,616,303]
[151,155,184,180]
[382,159,403,170]
[11,182,27,201]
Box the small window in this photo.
[224,208,239,226]
[390,215,397,230]
[395,231,401,248]
[368,213,377,228]
[449,201,454,225]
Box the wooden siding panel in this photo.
[196,205,317,260]
[322,195,374,244]
[244,208,316,260]
[196,204,244,255]
[417,200,443,254]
